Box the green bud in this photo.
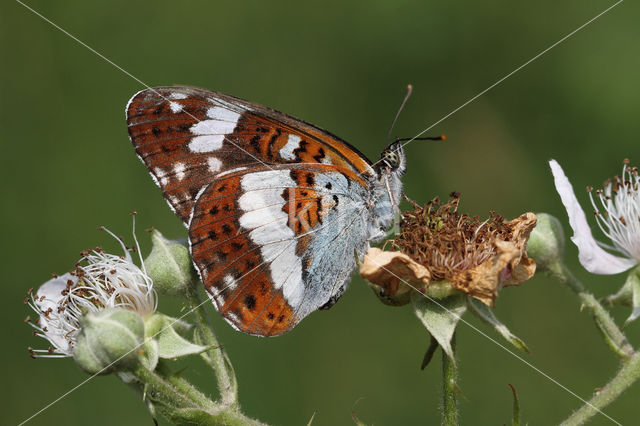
[144,230,198,297]
[73,308,145,374]
[527,213,565,270]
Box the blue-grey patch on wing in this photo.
[293,172,371,320]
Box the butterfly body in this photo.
[126,86,405,336]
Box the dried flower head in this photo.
[26,228,156,358]
[360,194,536,306]
[550,159,639,274]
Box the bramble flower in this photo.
[549,159,639,274]
[26,228,156,359]
[360,194,537,306]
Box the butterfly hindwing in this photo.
[188,163,371,336]
[126,86,375,224]
[126,86,387,336]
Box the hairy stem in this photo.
[548,261,634,359]
[133,365,198,409]
[442,332,458,426]
[133,364,264,425]
[561,350,640,425]
[156,360,216,409]
[186,289,238,407]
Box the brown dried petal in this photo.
[442,213,536,305]
[360,248,431,305]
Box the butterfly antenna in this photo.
[394,135,446,143]
[387,84,413,146]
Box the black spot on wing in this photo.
[244,294,257,310]
[313,147,326,162]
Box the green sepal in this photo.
[420,335,440,370]
[351,411,368,426]
[509,384,521,426]
[411,292,466,365]
[140,339,159,371]
[467,297,530,353]
[145,313,209,360]
[603,267,640,327]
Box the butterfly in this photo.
[126,86,407,336]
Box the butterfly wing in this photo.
[188,163,372,336]
[126,86,375,224]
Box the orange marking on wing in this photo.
[250,291,297,336]
[282,186,323,235]
[126,92,223,222]
[188,178,241,250]
[221,283,296,336]
[293,163,368,187]
[305,127,373,176]
[231,112,374,178]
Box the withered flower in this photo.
[360,194,537,306]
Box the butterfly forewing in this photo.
[188,163,370,336]
[126,86,375,224]
[127,85,381,336]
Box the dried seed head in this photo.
[361,194,537,306]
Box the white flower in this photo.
[549,159,639,274]
[27,227,156,358]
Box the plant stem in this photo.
[548,261,634,359]
[186,289,238,407]
[442,332,458,426]
[133,364,265,425]
[133,365,198,409]
[156,360,216,409]
[561,350,640,425]
[156,404,268,426]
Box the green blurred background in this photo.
[2,0,639,424]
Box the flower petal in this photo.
[35,273,78,354]
[448,214,537,306]
[359,248,431,305]
[549,159,636,274]
[36,273,76,309]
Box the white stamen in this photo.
[550,159,638,274]
[588,162,640,260]
[27,227,156,357]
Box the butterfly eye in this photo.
[382,150,400,169]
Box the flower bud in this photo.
[73,308,144,374]
[527,213,565,270]
[144,230,198,297]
